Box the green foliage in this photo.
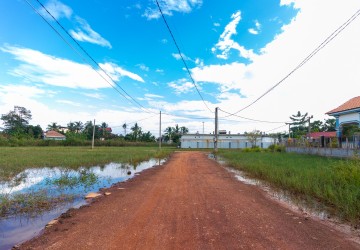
[267,144,286,152]
[164,124,189,143]
[218,150,360,223]
[0,190,74,217]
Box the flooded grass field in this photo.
[0,158,166,249]
[217,150,360,225]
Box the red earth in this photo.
[19,151,359,249]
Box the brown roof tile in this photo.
[307,132,336,139]
[46,130,66,138]
[326,96,360,114]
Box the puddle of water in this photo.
[0,158,165,249]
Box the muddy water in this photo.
[0,159,165,250]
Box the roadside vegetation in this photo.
[0,147,175,181]
[218,148,360,224]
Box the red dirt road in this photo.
[20,151,359,249]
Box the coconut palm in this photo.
[47,122,60,131]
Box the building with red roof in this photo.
[326,96,360,138]
[44,130,66,140]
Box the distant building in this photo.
[306,132,337,139]
[326,96,360,138]
[44,130,66,140]
[180,133,275,149]
[58,126,69,134]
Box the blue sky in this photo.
[1,0,360,135]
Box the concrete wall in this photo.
[286,147,359,158]
[181,134,274,149]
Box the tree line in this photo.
[0,106,189,144]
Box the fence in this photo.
[284,136,360,158]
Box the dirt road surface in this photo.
[20,151,359,249]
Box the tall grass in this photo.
[218,150,360,224]
[0,147,175,181]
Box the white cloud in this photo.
[192,62,248,92]
[70,17,112,49]
[143,0,202,20]
[168,78,196,94]
[137,64,149,71]
[155,69,164,73]
[248,20,261,35]
[100,62,145,83]
[193,0,360,133]
[172,52,191,61]
[248,28,259,35]
[145,93,164,99]
[212,11,256,60]
[40,0,72,19]
[2,46,143,89]
[56,100,81,107]
[82,93,104,100]
[213,22,220,27]
[161,39,168,44]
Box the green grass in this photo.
[0,190,75,217]
[0,146,175,181]
[218,149,360,224]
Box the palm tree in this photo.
[67,122,76,133]
[180,126,189,135]
[164,126,173,142]
[100,122,108,137]
[131,123,142,141]
[47,122,59,131]
[74,121,84,133]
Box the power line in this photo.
[155,0,213,114]
[162,112,213,120]
[111,114,158,128]
[25,0,156,114]
[265,124,288,133]
[222,8,360,118]
[218,108,289,124]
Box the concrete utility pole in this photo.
[308,115,313,138]
[214,107,218,152]
[202,122,204,134]
[92,119,95,149]
[286,123,291,138]
[159,111,162,150]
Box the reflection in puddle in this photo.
[0,158,165,249]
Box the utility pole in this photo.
[159,111,162,150]
[214,107,218,152]
[202,122,204,134]
[92,119,95,149]
[286,123,291,138]
[308,115,313,138]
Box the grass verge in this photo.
[0,146,175,181]
[218,149,360,225]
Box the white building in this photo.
[180,133,275,149]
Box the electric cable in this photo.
[219,108,290,124]
[155,0,213,114]
[221,8,360,118]
[25,0,157,114]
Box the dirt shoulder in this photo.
[20,151,359,249]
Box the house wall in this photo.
[338,112,360,126]
[181,134,274,149]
